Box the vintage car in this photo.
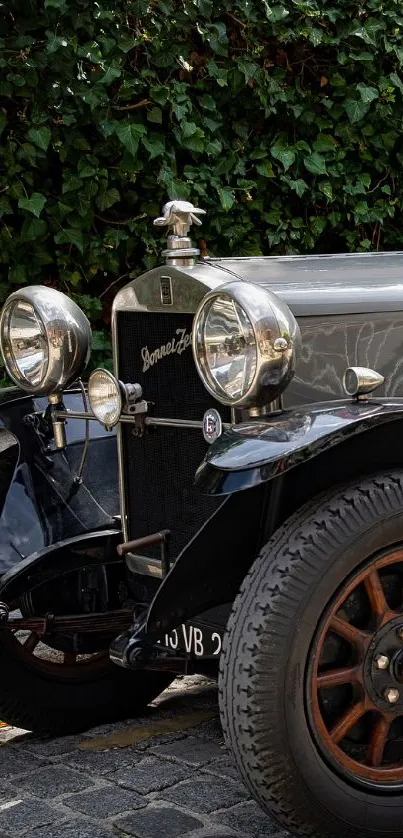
[1,200,403,837]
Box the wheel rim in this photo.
[3,607,109,680]
[309,547,403,786]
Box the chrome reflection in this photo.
[192,280,301,408]
[7,300,49,387]
[0,286,91,395]
[203,296,257,400]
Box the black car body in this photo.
[2,201,403,838]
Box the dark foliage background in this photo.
[1,0,403,377]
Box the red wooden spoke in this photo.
[330,700,366,744]
[317,666,359,689]
[364,570,389,620]
[367,715,391,767]
[329,615,369,652]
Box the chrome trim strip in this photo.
[112,304,129,541]
[56,409,230,432]
[145,417,230,430]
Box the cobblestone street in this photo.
[0,676,288,838]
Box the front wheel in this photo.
[219,472,403,838]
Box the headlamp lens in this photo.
[197,295,257,401]
[5,300,48,386]
[88,369,122,427]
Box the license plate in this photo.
[159,621,224,658]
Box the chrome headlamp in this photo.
[88,369,122,428]
[0,286,91,395]
[192,280,301,408]
[88,369,144,428]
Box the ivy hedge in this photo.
[1,0,403,374]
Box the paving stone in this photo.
[0,750,45,779]
[112,756,193,794]
[190,833,242,838]
[25,736,81,758]
[151,737,224,766]
[25,820,113,838]
[212,801,283,838]
[132,732,187,753]
[65,785,146,817]
[191,718,223,742]
[62,748,141,776]
[202,759,242,782]
[114,804,203,838]
[12,766,94,799]
[0,784,17,804]
[0,799,58,836]
[161,776,249,814]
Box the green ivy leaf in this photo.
[199,94,216,111]
[289,179,308,197]
[390,72,403,95]
[45,32,69,53]
[55,227,84,253]
[44,0,67,8]
[0,195,12,216]
[263,3,289,21]
[0,113,7,137]
[115,122,146,156]
[319,181,333,200]
[95,188,120,211]
[181,130,205,152]
[304,154,327,175]
[256,160,275,177]
[357,83,379,103]
[271,144,295,171]
[313,134,336,153]
[9,265,27,284]
[99,67,121,85]
[217,186,235,211]
[19,217,47,242]
[27,126,51,151]
[147,106,163,124]
[310,216,327,237]
[343,99,370,123]
[18,192,47,218]
[142,134,165,159]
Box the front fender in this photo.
[195,398,403,496]
[0,387,119,575]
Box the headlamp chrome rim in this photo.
[88,368,123,428]
[192,280,301,409]
[1,299,49,390]
[0,286,92,396]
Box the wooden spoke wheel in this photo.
[310,550,403,785]
[219,473,403,838]
[0,591,174,735]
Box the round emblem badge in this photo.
[202,408,223,444]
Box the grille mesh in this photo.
[117,311,229,559]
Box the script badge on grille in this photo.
[202,408,223,444]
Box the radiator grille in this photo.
[116,311,229,559]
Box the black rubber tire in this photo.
[0,630,173,735]
[219,471,403,838]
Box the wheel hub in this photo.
[393,648,403,683]
[363,616,403,711]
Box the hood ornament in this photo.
[153,200,206,266]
